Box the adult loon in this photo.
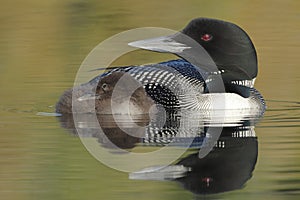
[56,18,265,115]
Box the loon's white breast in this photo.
[197,93,258,110]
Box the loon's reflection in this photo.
[129,125,258,194]
[58,112,259,194]
[175,129,257,194]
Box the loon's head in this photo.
[129,18,257,83]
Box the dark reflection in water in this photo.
[129,125,258,195]
[59,114,148,149]
[57,110,260,195]
[174,131,257,194]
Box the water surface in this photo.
[0,1,300,200]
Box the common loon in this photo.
[56,18,265,115]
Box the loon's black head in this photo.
[129,18,257,82]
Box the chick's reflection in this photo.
[58,113,148,149]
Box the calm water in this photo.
[1,1,300,200]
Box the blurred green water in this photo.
[0,0,300,199]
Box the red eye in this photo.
[201,33,213,41]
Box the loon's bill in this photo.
[128,34,192,54]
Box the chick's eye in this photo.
[101,83,109,91]
[201,33,213,42]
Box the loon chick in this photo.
[56,72,155,115]
[94,72,155,114]
[56,18,265,115]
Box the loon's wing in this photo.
[157,59,207,82]
[89,59,207,82]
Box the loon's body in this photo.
[88,59,264,111]
[56,18,266,115]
